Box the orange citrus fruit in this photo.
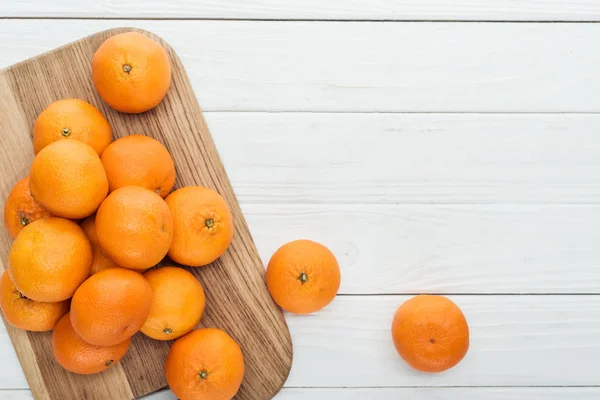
[0,271,68,332]
[29,140,108,219]
[3,176,52,239]
[165,186,233,267]
[81,215,120,275]
[8,217,92,302]
[101,135,176,198]
[96,186,174,270]
[33,99,112,155]
[266,239,340,314]
[165,328,245,400]
[53,313,131,375]
[141,267,205,340]
[392,295,470,373]
[92,32,171,113]
[70,268,153,346]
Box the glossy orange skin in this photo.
[53,313,131,375]
[165,328,245,400]
[266,240,340,314]
[392,295,470,373]
[92,32,171,113]
[141,267,205,340]
[101,135,176,198]
[3,176,52,239]
[165,187,233,267]
[81,215,121,275]
[8,218,92,302]
[29,140,109,219]
[96,186,174,270]
[70,268,153,347]
[0,271,68,332]
[33,99,112,155]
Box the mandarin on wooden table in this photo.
[141,266,206,341]
[33,99,112,156]
[95,186,174,270]
[392,295,470,373]
[165,186,233,267]
[8,217,92,302]
[266,239,341,314]
[92,32,171,113]
[3,176,52,239]
[70,268,153,347]
[101,135,176,198]
[0,271,68,332]
[81,215,121,275]
[29,140,108,219]
[165,328,245,400]
[53,313,131,375]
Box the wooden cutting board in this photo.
[0,28,293,400]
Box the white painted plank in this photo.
[2,20,600,112]
[1,296,600,388]
[207,113,600,204]
[285,295,600,386]
[4,388,600,400]
[245,204,600,294]
[1,0,599,21]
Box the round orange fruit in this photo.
[70,268,153,346]
[101,135,176,198]
[8,217,92,302]
[29,140,108,219]
[53,313,131,375]
[92,32,171,113]
[0,271,68,332]
[141,267,205,341]
[33,99,112,155]
[3,176,52,239]
[266,239,340,314]
[96,186,174,270]
[165,186,233,267]
[392,295,469,373]
[81,215,120,275]
[165,328,245,400]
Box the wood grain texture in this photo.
[0,28,292,399]
[246,204,600,294]
[1,296,600,389]
[3,20,600,112]
[206,112,600,205]
[1,0,600,20]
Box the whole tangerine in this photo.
[0,271,69,332]
[3,176,52,239]
[92,32,171,113]
[29,140,108,219]
[70,268,153,347]
[266,239,340,314]
[165,186,233,267]
[33,99,112,155]
[101,135,176,198]
[392,295,470,373]
[8,217,92,302]
[53,312,131,375]
[141,266,205,341]
[96,186,174,270]
[165,328,245,400]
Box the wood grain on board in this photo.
[0,28,292,399]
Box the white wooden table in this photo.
[2,1,600,399]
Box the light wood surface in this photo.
[1,0,600,20]
[3,21,600,112]
[0,28,292,399]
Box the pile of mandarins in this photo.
[2,30,470,400]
